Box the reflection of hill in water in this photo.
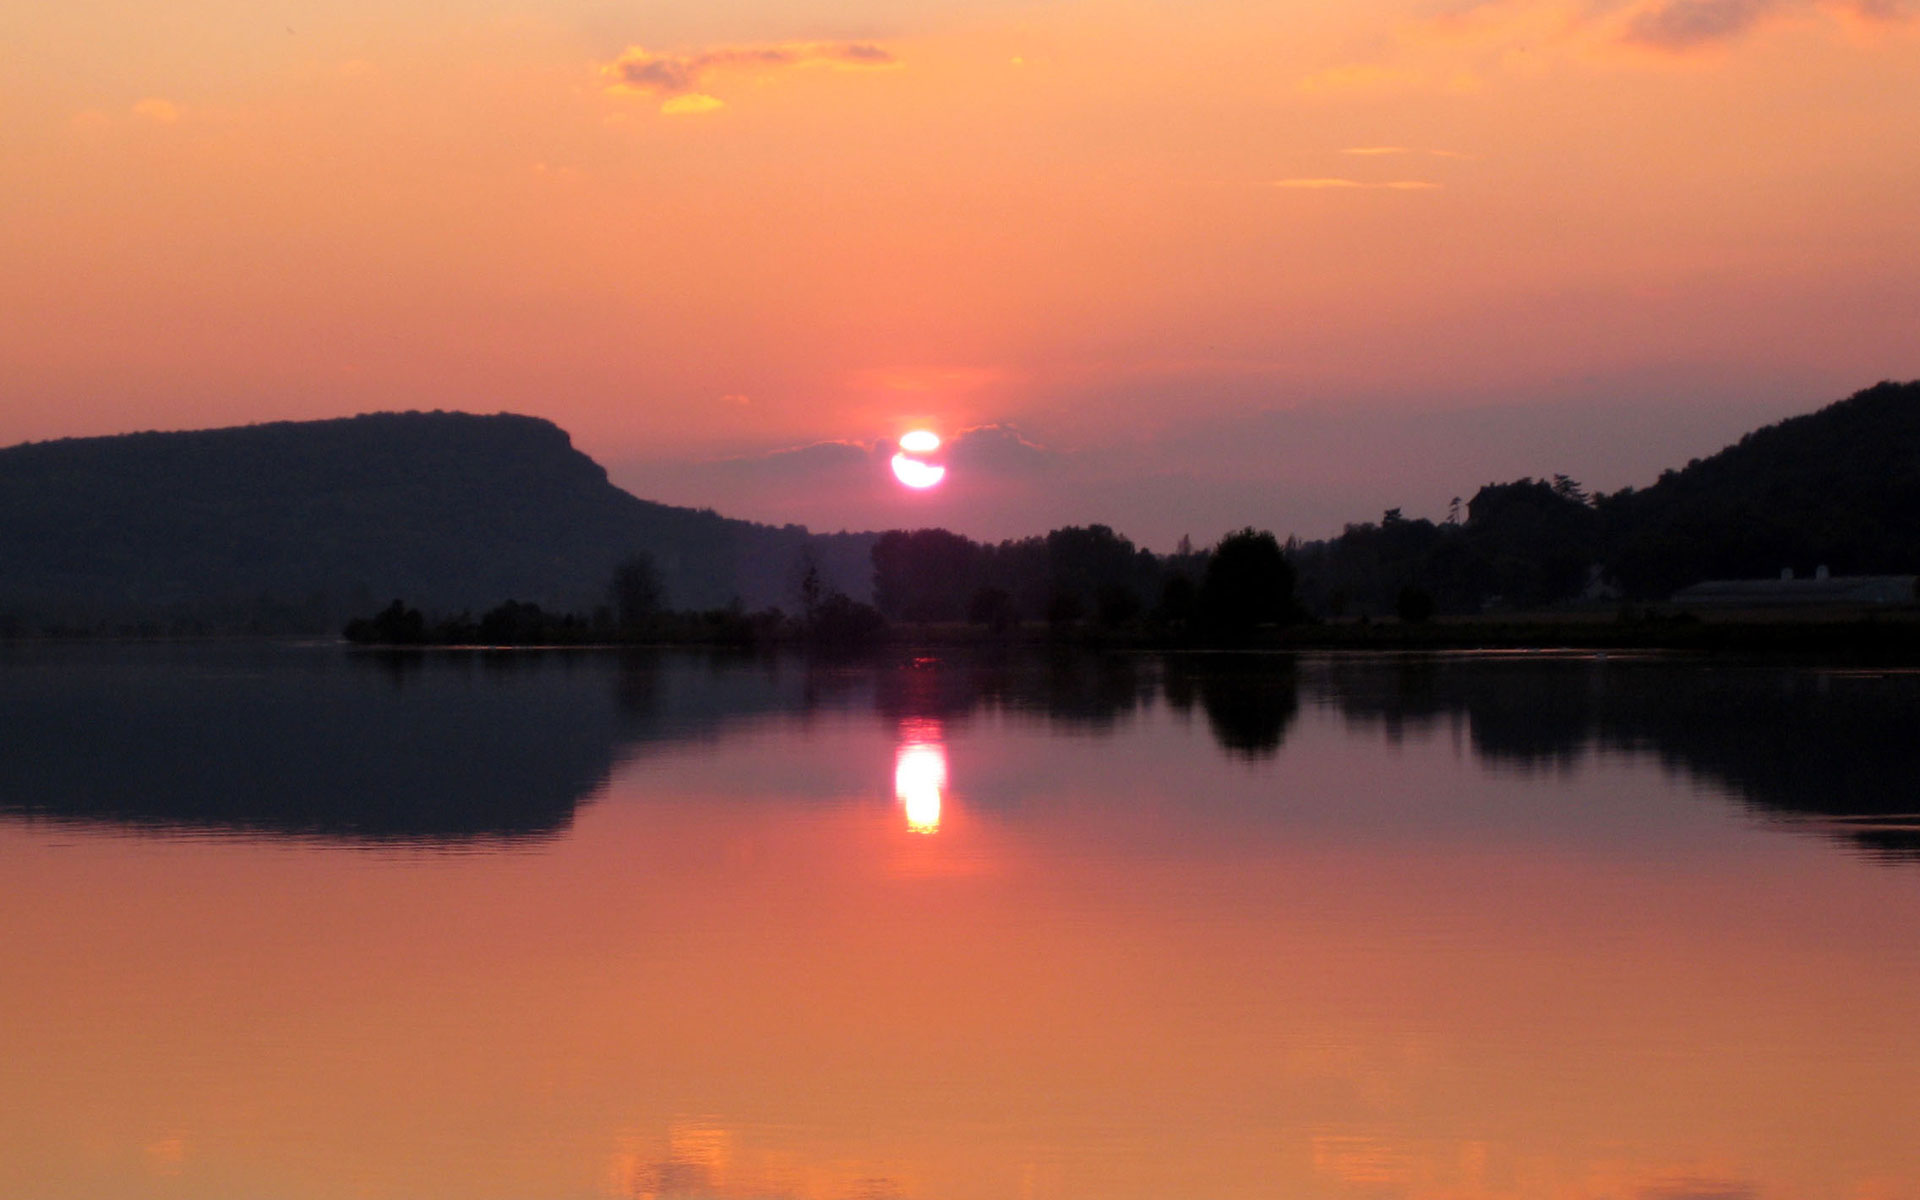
[1306,656,1920,861]
[0,645,809,843]
[0,647,1308,841]
[5,646,1914,859]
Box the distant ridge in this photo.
[0,411,874,632]
[1289,379,1920,614]
[1602,380,1920,595]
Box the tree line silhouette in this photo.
[870,525,1298,635]
[345,524,1304,647]
[344,558,799,648]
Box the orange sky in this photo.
[4,0,1918,543]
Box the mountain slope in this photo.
[1599,380,1920,595]
[1292,380,1920,613]
[0,411,874,631]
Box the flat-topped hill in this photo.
[0,411,873,632]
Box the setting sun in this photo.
[891,431,947,490]
[890,454,946,490]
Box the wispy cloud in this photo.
[1268,178,1443,190]
[1624,0,1781,47]
[707,439,876,479]
[660,93,725,115]
[604,41,897,113]
[1624,0,1913,48]
[1300,0,1917,87]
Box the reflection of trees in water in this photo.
[1301,656,1451,747]
[1017,654,1156,730]
[862,650,1300,757]
[614,649,662,717]
[866,651,1157,734]
[16,646,1902,862]
[1164,655,1300,760]
[1308,658,1920,861]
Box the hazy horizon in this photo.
[611,379,1832,548]
[0,377,1846,551]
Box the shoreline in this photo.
[11,608,1920,661]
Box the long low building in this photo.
[1670,572,1919,608]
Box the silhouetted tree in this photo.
[1046,525,1144,611]
[1200,528,1297,635]
[806,592,887,647]
[610,553,664,630]
[479,599,556,644]
[967,585,1017,633]
[1095,582,1142,627]
[794,550,828,627]
[1395,585,1436,624]
[1154,574,1198,626]
[1046,589,1086,628]
[1465,478,1598,606]
[873,529,981,621]
[343,598,427,645]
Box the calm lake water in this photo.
[3,644,1918,1200]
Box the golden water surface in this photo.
[1,650,1916,1199]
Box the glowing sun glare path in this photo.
[890,453,946,489]
[894,740,947,834]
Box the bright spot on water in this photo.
[894,740,947,834]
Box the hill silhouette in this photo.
[0,411,873,632]
[1600,379,1920,596]
[1294,380,1920,613]
[5,382,1915,634]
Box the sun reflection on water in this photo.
[894,725,947,835]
